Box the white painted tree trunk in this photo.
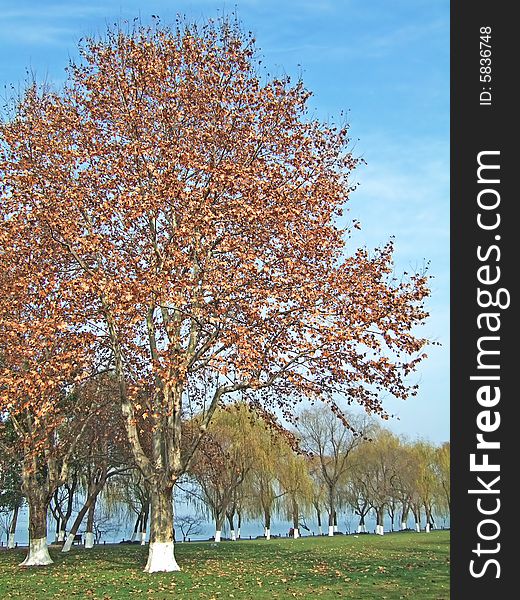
[265,528,271,540]
[400,521,407,530]
[230,529,236,541]
[62,533,75,553]
[140,531,147,545]
[426,523,431,533]
[376,525,384,535]
[333,525,338,533]
[357,525,362,534]
[293,528,299,539]
[214,530,221,543]
[328,525,334,536]
[144,541,180,573]
[8,533,16,549]
[415,522,421,533]
[237,528,241,539]
[19,538,53,566]
[58,530,66,542]
[318,525,322,536]
[85,532,94,548]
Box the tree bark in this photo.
[214,512,224,543]
[62,481,104,552]
[264,511,271,539]
[328,508,334,536]
[292,498,299,538]
[131,512,141,542]
[7,504,19,549]
[19,493,52,566]
[85,499,96,548]
[357,514,366,534]
[143,485,179,572]
[412,506,421,532]
[375,508,384,535]
[140,503,149,544]
[400,503,410,530]
[315,506,322,536]
[227,512,236,541]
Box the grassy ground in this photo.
[0,531,449,599]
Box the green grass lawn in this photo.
[0,531,449,599]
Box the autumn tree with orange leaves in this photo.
[0,207,98,566]
[0,17,430,572]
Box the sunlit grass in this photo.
[0,530,449,599]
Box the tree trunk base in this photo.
[85,532,95,548]
[62,533,75,553]
[144,541,180,573]
[19,538,53,566]
[8,533,16,549]
[328,525,334,536]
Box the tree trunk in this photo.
[131,512,141,542]
[389,509,395,532]
[62,484,102,552]
[140,505,149,545]
[144,485,179,572]
[264,511,271,540]
[227,512,236,541]
[19,494,52,566]
[357,514,366,534]
[375,508,384,535]
[214,512,224,543]
[85,499,96,548]
[412,506,421,532]
[8,504,19,549]
[425,505,434,532]
[237,511,242,539]
[328,509,334,537]
[52,512,61,544]
[400,502,410,530]
[60,477,77,543]
[292,498,299,538]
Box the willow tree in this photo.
[277,446,314,538]
[296,406,370,536]
[188,403,264,542]
[0,17,430,572]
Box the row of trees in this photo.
[0,17,431,572]
[184,404,450,540]
[1,402,450,551]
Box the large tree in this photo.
[0,222,95,566]
[0,18,430,571]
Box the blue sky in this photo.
[0,1,449,443]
